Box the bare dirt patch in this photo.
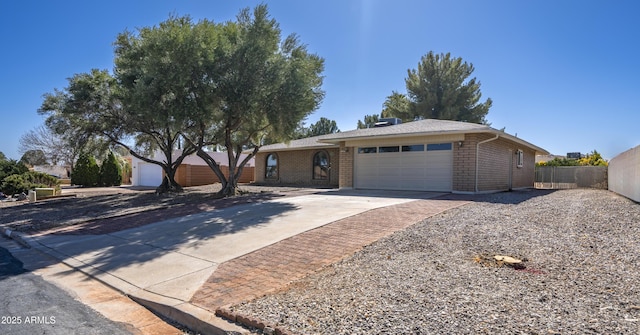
[0,184,317,234]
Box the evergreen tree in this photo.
[356,114,380,129]
[100,151,122,186]
[72,153,100,187]
[382,51,492,124]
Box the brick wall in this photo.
[254,148,340,187]
[453,134,536,193]
[339,143,354,188]
[477,138,511,191]
[453,134,481,192]
[513,147,535,189]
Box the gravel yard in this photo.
[233,189,640,334]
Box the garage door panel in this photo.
[138,163,163,187]
[355,142,452,192]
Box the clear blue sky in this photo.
[1,0,638,161]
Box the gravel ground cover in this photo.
[233,189,640,335]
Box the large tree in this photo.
[113,15,219,193]
[19,150,48,166]
[383,51,492,124]
[178,5,325,196]
[19,124,87,166]
[38,69,194,193]
[41,5,323,196]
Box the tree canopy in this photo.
[381,51,492,124]
[294,117,340,138]
[38,4,324,196]
[536,150,608,167]
[308,117,339,137]
[176,5,325,196]
[19,124,100,167]
[356,114,381,129]
[20,150,48,166]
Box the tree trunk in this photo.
[155,167,183,194]
[218,181,238,197]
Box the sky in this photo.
[1,0,638,161]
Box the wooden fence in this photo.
[174,164,254,187]
[534,166,608,189]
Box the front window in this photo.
[313,151,330,180]
[265,153,278,179]
[516,150,524,168]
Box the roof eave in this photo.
[317,128,549,155]
[317,129,477,144]
[255,143,339,153]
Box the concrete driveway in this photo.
[23,190,444,313]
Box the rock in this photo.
[493,255,526,269]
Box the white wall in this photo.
[130,150,255,187]
[33,165,70,178]
[608,145,640,202]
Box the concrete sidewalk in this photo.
[9,189,469,334]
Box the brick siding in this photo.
[254,148,340,187]
[454,133,536,193]
[339,143,354,188]
[257,134,536,193]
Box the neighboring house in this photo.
[254,119,549,193]
[33,165,71,178]
[130,150,255,187]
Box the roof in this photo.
[258,119,549,155]
[257,133,339,152]
[318,119,489,141]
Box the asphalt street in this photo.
[0,239,136,335]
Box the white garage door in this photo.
[138,162,163,187]
[355,143,453,192]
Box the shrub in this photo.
[100,151,122,186]
[0,171,60,195]
[1,174,30,195]
[72,153,100,187]
[0,159,28,181]
[24,171,60,188]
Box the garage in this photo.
[256,119,549,193]
[137,162,163,187]
[355,143,453,192]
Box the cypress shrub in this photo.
[100,151,122,186]
[72,153,100,187]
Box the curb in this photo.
[216,307,300,335]
[0,226,251,335]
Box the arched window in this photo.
[265,153,278,179]
[313,151,330,180]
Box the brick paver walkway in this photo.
[190,197,469,311]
